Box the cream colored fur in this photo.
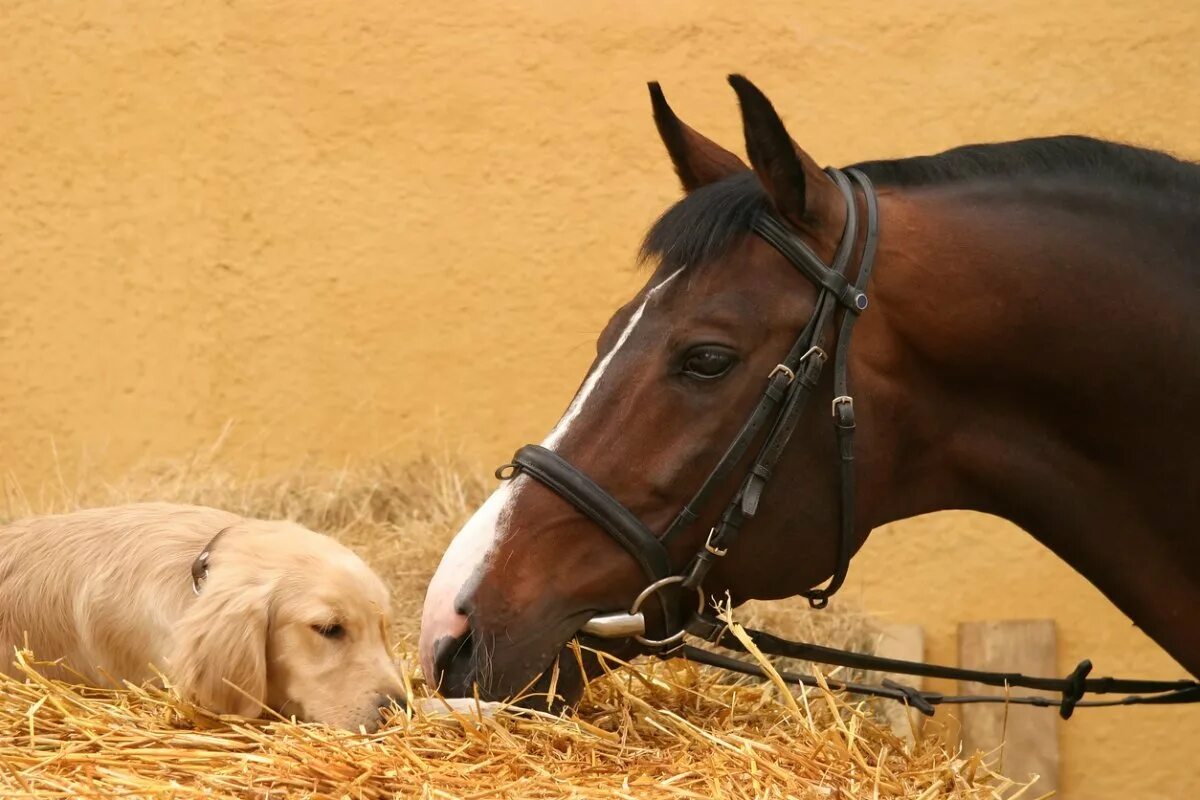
[0,503,404,730]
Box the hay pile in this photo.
[0,447,1028,799]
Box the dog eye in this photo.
[681,346,737,381]
[312,623,346,640]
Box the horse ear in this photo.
[728,74,839,229]
[649,82,747,193]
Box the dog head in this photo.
[170,520,405,731]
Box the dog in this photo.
[0,502,406,730]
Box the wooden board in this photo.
[958,619,1059,797]
[871,623,925,746]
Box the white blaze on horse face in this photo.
[543,266,685,450]
[418,482,515,676]
[419,266,684,679]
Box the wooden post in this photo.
[958,619,1059,797]
[871,623,925,746]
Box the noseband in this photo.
[497,166,879,648]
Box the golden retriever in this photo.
[0,502,406,730]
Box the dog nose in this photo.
[374,691,405,724]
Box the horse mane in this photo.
[850,135,1199,191]
[640,135,1200,272]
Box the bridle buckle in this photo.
[704,527,728,557]
[767,364,795,384]
[831,395,854,417]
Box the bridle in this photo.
[495,167,1200,716]
[497,165,875,644]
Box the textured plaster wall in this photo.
[1,2,1196,797]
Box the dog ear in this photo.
[168,577,271,718]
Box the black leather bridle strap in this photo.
[659,353,808,546]
[670,169,873,595]
[715,168,877,608]
[505,445,672,584]
[673,303,833,592]
[804,167,880,606]
[502,444,681,638]
[738,337,829,518]
[660,169,867,545]
[685,614,1197,696]
[681,616,1200,718]
[675,645,1200,718]
[678,644,936,708]
[680,341,831,589]
[753,216,866,312]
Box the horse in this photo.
[419,75,1200,705]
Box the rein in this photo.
[495,166,1200,716]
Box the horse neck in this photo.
[856,179,1200,665]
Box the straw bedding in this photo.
[0,446,1028,799]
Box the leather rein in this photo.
[496,167,1200,717]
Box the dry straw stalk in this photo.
[0,446,1027,799]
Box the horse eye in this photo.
[312,623,346,640]
[681,346,737,380]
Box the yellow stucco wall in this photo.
[1,2,1196,796]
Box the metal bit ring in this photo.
[630,575,706,649]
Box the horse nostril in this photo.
[431,629,475,695]
[433,630,472,674]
